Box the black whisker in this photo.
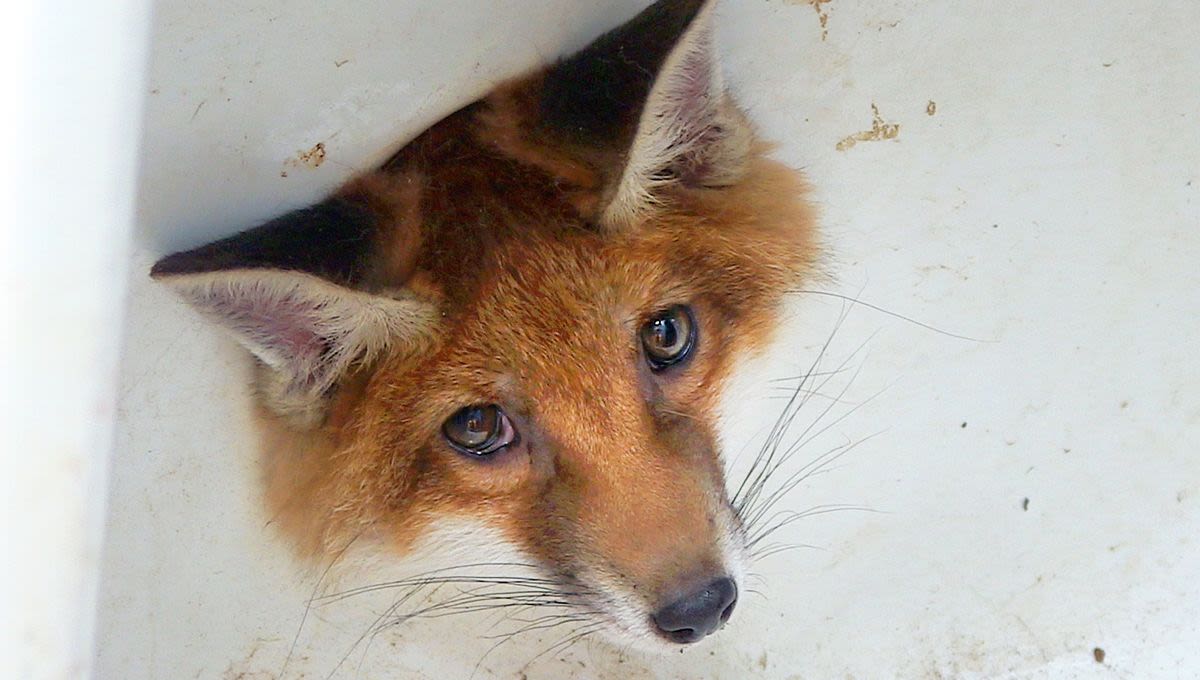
[766,367,853,383]
[730,303,849,512]
[521,622,605,671]
[747,505,879,550]
[792,288,985,342]
[733,312,871,523]
[749,541,826,561]
[282,530,363,679]
[312,562,603,679]
[741,429,881,533]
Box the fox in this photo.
[151,0,817,650]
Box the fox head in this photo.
[152,0,815,647]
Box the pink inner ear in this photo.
[671,41,715,122]
[204,285,332,373]
[652,27,728,184]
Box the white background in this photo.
[86,0,1200,678]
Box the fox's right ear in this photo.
[151,193,437,426]
[537,0,751,229]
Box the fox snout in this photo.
[461,289,748,645]
[551,441,746,644]
[558,484,745,646]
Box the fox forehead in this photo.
[358,113,814,349]
[363,179,788,427]
[370,241,708,443]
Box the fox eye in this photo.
[641,305,696,371]
[442,405,517,456]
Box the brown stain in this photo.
[809,0,833,41]
[1093,647,1106,663]
[786,0,833,41]
[281,142,328,176]
[836,103,900,151]
[298,142,326,168]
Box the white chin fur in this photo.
[334,513,748,652]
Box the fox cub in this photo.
[153,0,816,646]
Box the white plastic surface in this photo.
[97,1,1200,678]
[2,1,148,678]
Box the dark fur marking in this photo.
[539,0,706,145]
[151,198,378,285]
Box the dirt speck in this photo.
[1119,400,1129,409]
[926,100,937,116]
[1093,647,1106,663]
[280,170,288,178]
[960,421,967,429]
[836,104,900,151]
[758,651,769,669]
[1022,497,1029,511]
[334,59,350,68]
[299,142,326,168]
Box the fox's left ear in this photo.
[150,188,437,427]
[539,0,751,229]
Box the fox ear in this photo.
[540,0,751,228]
[151,196,437,425]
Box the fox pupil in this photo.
[652,320,678,348]
[444,405,502,453]
[466,411,486,436]
[642,305,696,370]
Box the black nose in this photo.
[652,577,738,644]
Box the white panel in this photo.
[0,0,150,678]
[95,1,1200,678]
